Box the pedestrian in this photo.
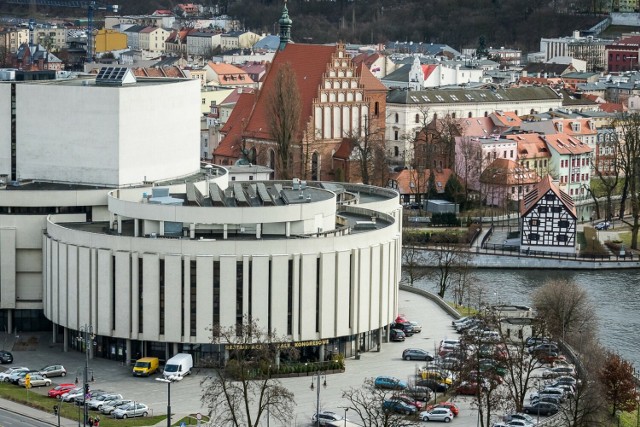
[88,416,93,426]
[94,416,100,427]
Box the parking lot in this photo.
[0,289,560,426]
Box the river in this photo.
[412,269,640,367]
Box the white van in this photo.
[163,353,193,380]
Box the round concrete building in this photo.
[43,171,402,365]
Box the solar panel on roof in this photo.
[95,67,137,86]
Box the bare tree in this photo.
[342,378,415,427]
[592,129,620,223]
[268,62,301,180]
[455,136,483,206]
[612,113,640,248]
[200,317,296,427]
[531,279,598,346]
[401,244,428,286]
[427,239,472,298]
[344,114,386,185]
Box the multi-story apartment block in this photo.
[543,133,592,198]
[605,35,640,72]
[186,31,222,56]
[30,27,66,52]
[0,28,29,54]
[139,27,169,54]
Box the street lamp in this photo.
[310,371,327,427]
[156,378,171,427]
[76,325,94,427]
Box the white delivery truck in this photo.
[163,353,193,380]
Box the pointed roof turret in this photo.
[278,0,292,51]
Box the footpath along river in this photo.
[414,268,640,367]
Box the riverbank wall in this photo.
[406,246,640,269]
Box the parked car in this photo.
[375,376,407,390]
[536,351,566,364]
[0,367,29,382]
[409,321,423,333]
[549,382,576,397]
[390,329,406,342]
[478,359,507,376]
[390,395,423,411]
[0,351,13,364]
[100,399,132,415]
[402,348,434,361]
[383,399,417,415]
[75,389,106,406]
[112,402,149,419]
[595,221,611,230]
[529,387,565,402]
[311,410,344,426]
[87,393,124,410]
[529,343,559,355]
[542,366,576,378]
[420,408,454,422]
[440,356,463,371]
[38,364,67,378]
[503,413,536,425]
[48,383,76,398]
[525,336,552,348]
[553,376,579,387]
[530,395,563,406]
[391,322,415,336]
[456,380,485,396]
[18,373,51,387]
[522,402,559,416]
[452,316,472,327]
[10,370,35,385]
[505,420,535,427]
[404,385,433,402]
[61,387,84,403]
[415,378,449,393]
[426,402,459,417]
[418,368,453,385]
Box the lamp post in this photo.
[310,371,327,427]
[76,325,94,427]
[156,378,171,427]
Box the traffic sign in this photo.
[180,422,186,427]
[196,413,202,420]
[25,374,31,388]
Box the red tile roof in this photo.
[333,138,355,160]
[240,43,337,140]
[221,87,256,105]
[480,158,539,186]
[216,92,257,158]
[357,62,387,91]
[352,52,381,68]
[389,168,452,194]
[543,133,591,155]
[599,102,626,113]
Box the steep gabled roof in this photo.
[357,62,387,91]
[390,168,452,194]
[241,43,336,140]
[520,175,576,217]
[543,133,592,155]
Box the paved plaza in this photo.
[1,290,481,426]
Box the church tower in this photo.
[278,0,292,50]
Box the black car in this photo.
[525,336,553,348]
[390,329,406,342]
[522,401,559,416]
[402,348,434,361]
[391,322,415,336]
[415,378,449,393]
[0,351,13,364]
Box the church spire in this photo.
[278,0,292,51]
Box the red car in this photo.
[48,383,76,398]
[391,394,424,411]
[427,402,459,417]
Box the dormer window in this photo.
[557,123,563,132]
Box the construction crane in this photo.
[6,0,119,63]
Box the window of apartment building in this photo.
[503,150,507,158]
[395,113,399,123]
[394,130,399,140]
[415,113,420,123]
[394,146,399,156]
[510,150,513,158]
[202,98,206,104]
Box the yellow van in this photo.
[132,357,159,377]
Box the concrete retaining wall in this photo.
[406,247,640,270]
[399,285,460,319]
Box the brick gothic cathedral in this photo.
[214,2,387,182]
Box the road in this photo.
[0,407,54,426]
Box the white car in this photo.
[0,367,29,382]
[542,366,576,378]
[420,408,454,422]
[311,410,344,425]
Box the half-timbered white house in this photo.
[520,175,577,254]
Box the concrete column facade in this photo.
[126,340,132,366]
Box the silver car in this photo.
[38,364,67,378]
[0,367,29,382]
[112,402,149,419]
[18,373,51,387]
[87,393,123,410]
[100,399,132,415]
[61,387,84,402]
